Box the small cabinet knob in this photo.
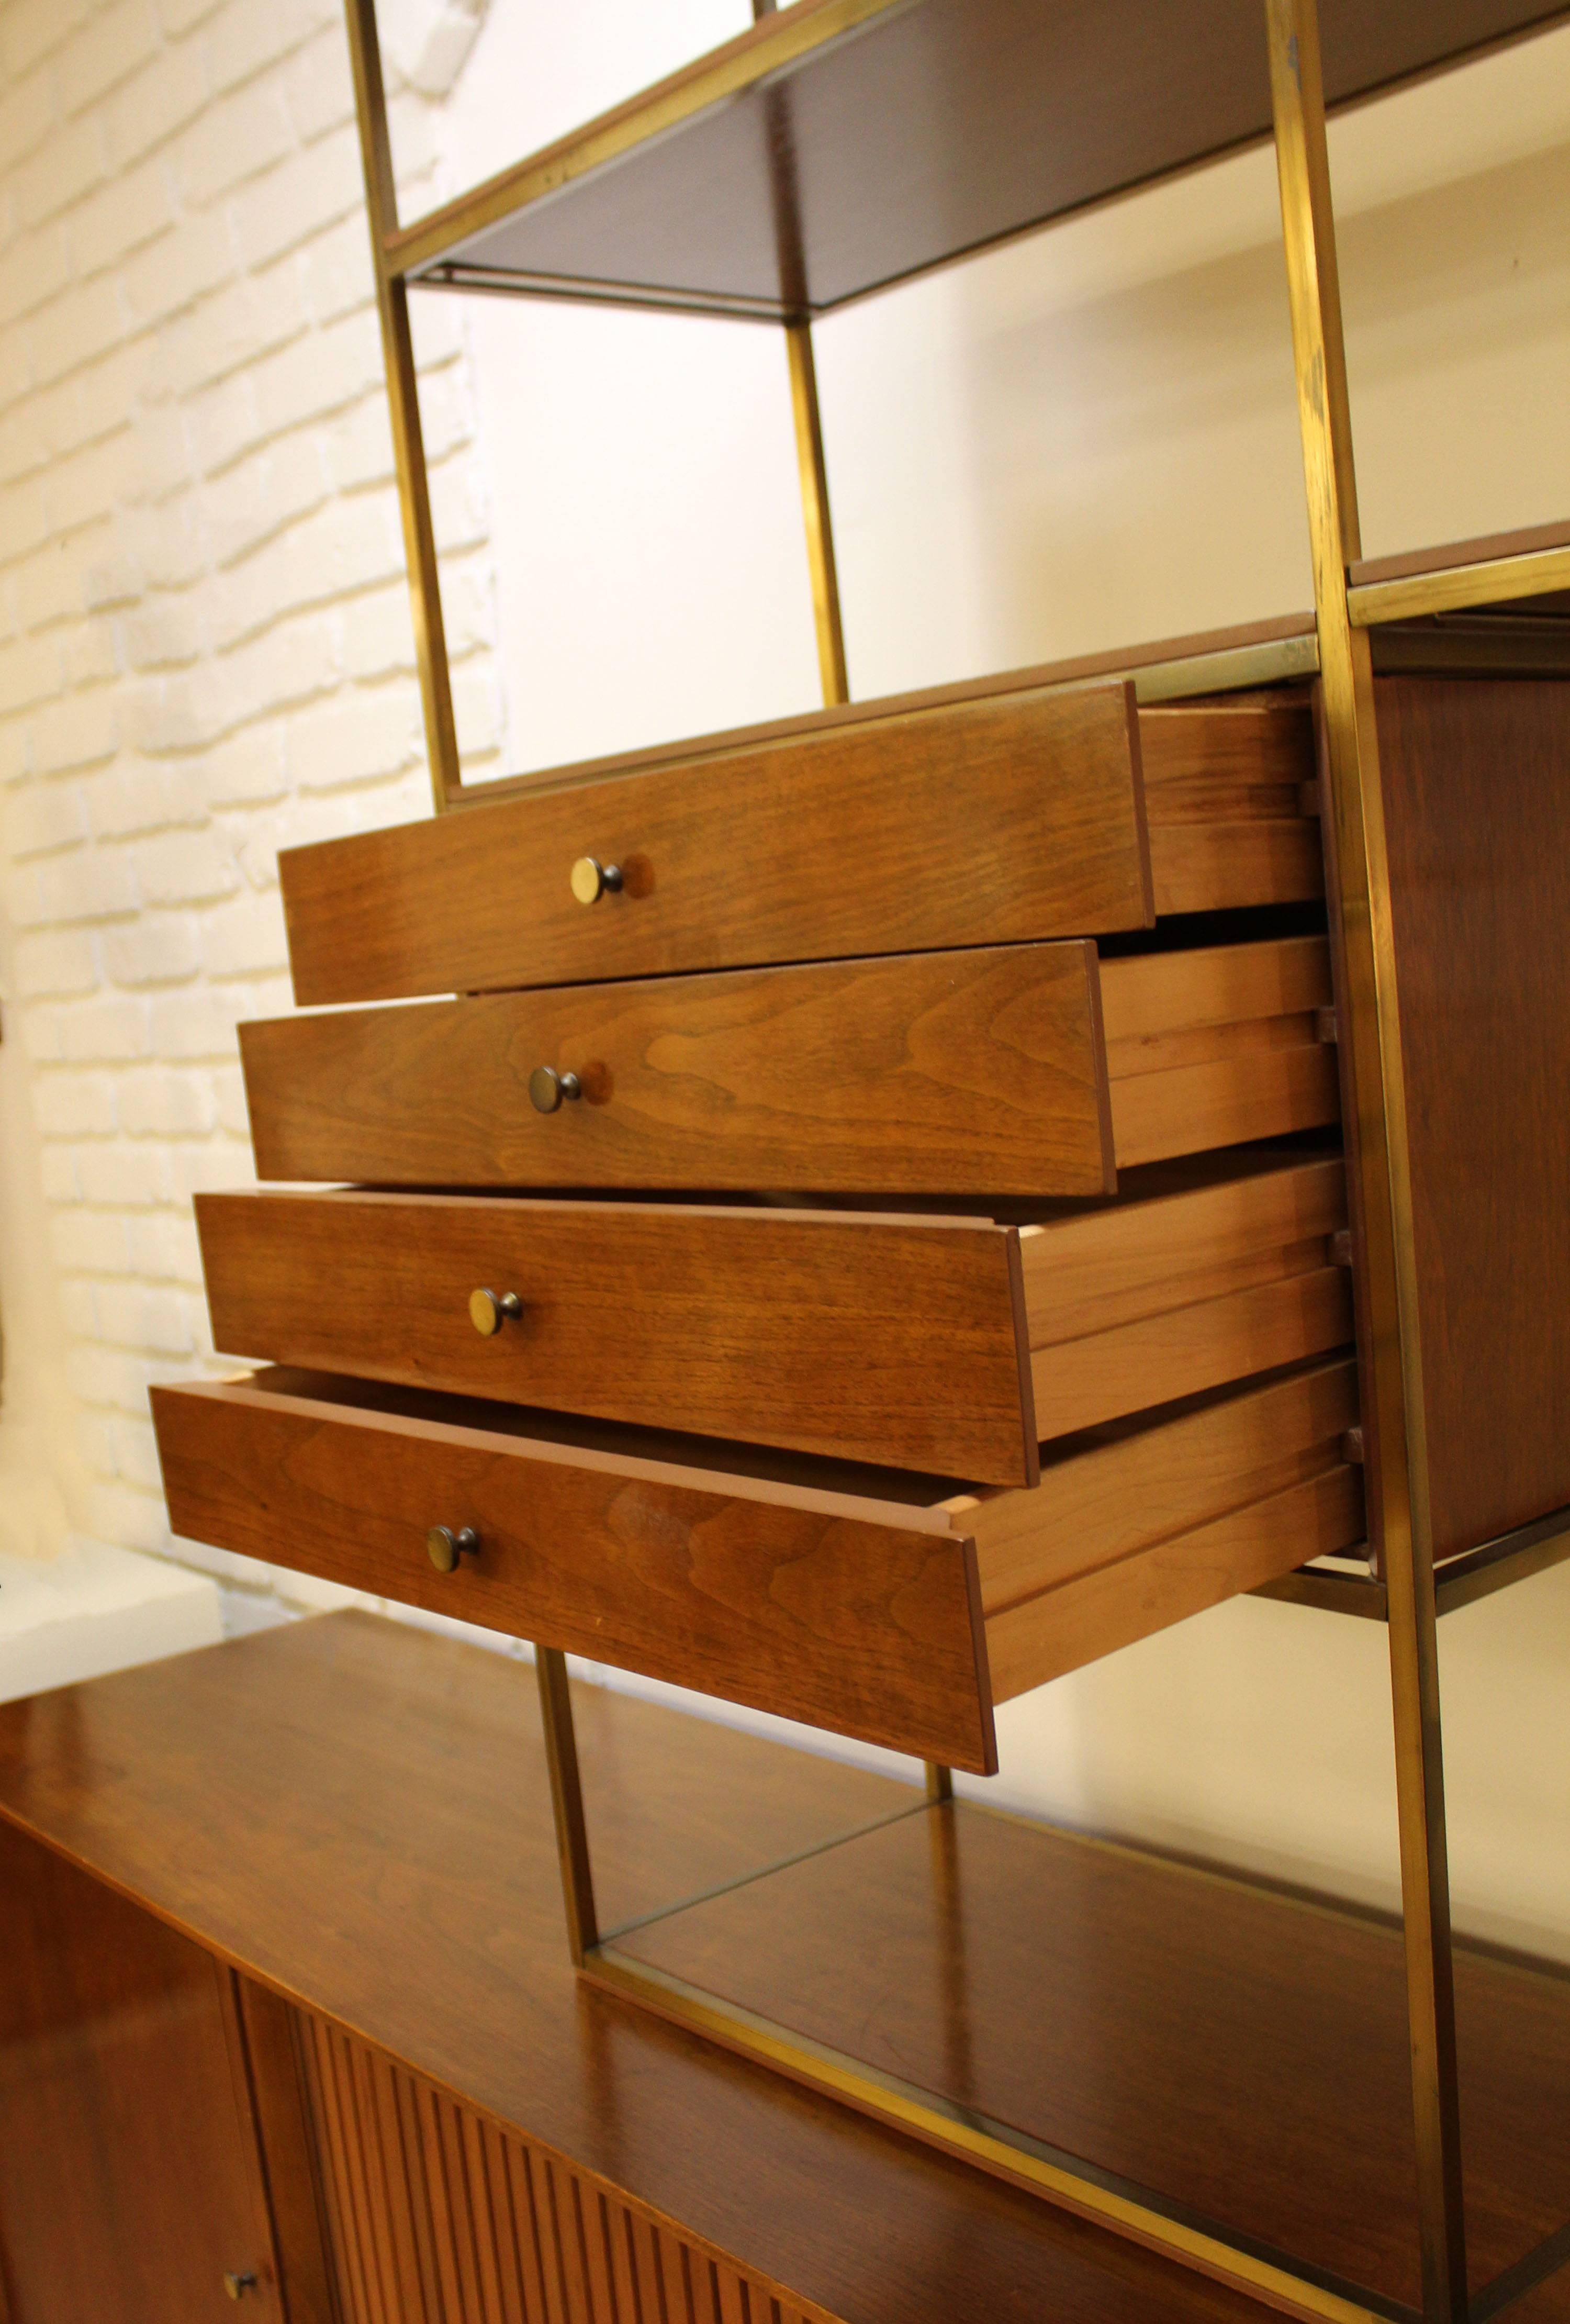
[469,1288,523,1336]
[529,1066,581,1114]
[223,2274,259,2302]
[570,855,622,906]
[427,1525,479,1574]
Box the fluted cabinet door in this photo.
[297,2012,821,2324]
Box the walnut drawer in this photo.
[278,683,1319,1006]
[240,935,1339,1199]
[195,1156,1349,1488]
[150,1359,1362,1776]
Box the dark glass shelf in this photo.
[389,0,1568,321]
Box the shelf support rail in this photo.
[1266,4,1467,2317]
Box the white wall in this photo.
[1,0,1567,1957]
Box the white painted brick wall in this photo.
[0,0,507,1640]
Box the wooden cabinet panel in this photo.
[197,1188,1040,1487]
[280,682,1154,1005]
[0,1818,282,2324]
[1373,675,1570,1558]
[242,941,1116,1199]
[296,2010,814,2324]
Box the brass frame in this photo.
[342,1,1570,2312]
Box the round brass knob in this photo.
[469,1288,523,1336]
[570,855,623,906]
[529,1066,581,1114]
[426,1525,479,1574]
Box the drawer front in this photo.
[281,685,1152,1005]
[151,1374,997,1773]
[241,942,1117,1199]
[197,1192,1039,1486]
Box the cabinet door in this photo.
[0,1817,283,2323]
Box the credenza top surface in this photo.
[0,1611,1277,2324]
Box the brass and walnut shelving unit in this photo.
[182,4,1570,2320]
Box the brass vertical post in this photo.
[754,0,850,707]
[1265,5,1466,2316]
[535,1646,600,1967]
[786,322,851,705]
[925,1762,955,1805]
[342,0,462,815]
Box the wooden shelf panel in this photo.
[616,1799,1570,2316]
[391,0,1569,319]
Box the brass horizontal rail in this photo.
[384,0,907,284]
[411,262,789,323]
[1348,542,1570,628]
[1255,1502,1570,1622]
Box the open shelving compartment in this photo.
[326,5,1570,2318]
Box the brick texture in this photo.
[0,0,506,1616]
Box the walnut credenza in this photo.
[0,1610,1315,2324]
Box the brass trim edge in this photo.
[1349,544,1570,628]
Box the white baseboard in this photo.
[0,1542,224,1706]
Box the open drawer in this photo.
[278,680,1320,1007]
[240,935,1339,1198]
[195,1155,1350,1487]
[151,1358,1363,1775]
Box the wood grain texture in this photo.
[1102,935,1340,1166]
[457,618,1318,819]
[242,941,1116,1198]
[282,683,1152,1005]
[1374,676,1570,1559]
[0,1815,284,2323]
[298,2010,821,2324]
[961,1355,1361,1619]
[196,1189,1040,1487]
[615,1783,1570,2316]
[1022,1156,1349,1437]
[233,1977,339,2324]
[985,1463,1363,1697]
[150,1370,999,1772]
[152,1356,1359,1762]
[1140,698,1322,915]
[0,1615,1299,2324]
